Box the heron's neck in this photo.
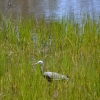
[40,63,44,74]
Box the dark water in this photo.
[0,0,100,20]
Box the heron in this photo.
[34,60,69,82]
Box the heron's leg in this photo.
[48,82,52,96]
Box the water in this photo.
[0,0,100,20]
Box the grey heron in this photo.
[35,60,69,82]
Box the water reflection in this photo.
[0,0,100,20]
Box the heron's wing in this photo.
[44,72,52,77]
[44,72,69,80]
[52,72,68,80]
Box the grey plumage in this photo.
[35,60,69,82]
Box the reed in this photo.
[0,15,100,100]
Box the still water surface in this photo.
[0,0,100,20]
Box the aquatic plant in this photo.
[0,16,100,100]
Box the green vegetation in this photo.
[0,16,100,100]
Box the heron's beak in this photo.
[32,63,38,69]
[35,62,38,65]
[32,62,38,66]
[32,63,37,66]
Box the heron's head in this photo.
[35,60,44,65]
[35,60,44,73]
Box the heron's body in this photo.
[35,60,69,82]
[44,72,69,82]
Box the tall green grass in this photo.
[0,16,100,100]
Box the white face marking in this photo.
[36,60,43,64]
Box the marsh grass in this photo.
[0,16,100,100]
